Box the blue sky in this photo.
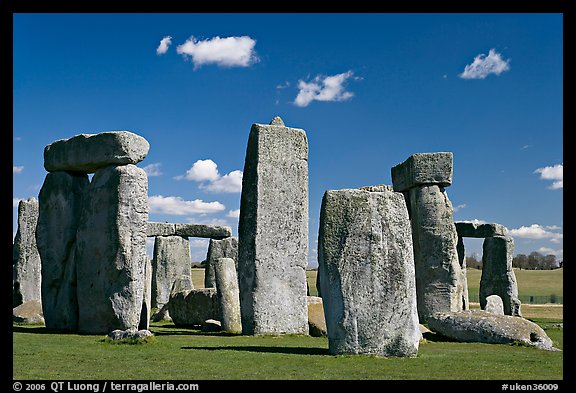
[12,13,563,265]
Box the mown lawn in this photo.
[13,319,563,380]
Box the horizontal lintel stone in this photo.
[391,152,453,192]
[455,222,507,238]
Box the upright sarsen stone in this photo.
[37,171,89,331]
[13,198,42,307]
[151,235,192,309]
[75,164,148,334]
[204,237,238,288]
[318,188,420,357]
[238,117,309,335]
[214,257,242,333]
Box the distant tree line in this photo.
[465,251,562,270]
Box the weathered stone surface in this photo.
[37,171,89,331]
[485,295,505,315]
[358,184,394,192]
[214,258,242,333]
[407,185,464,322]
[13,198,42,307]
[428,311,558,351]
[205,237,238,288]
[307,296,326,337]
[455,222,507,238]
[175,224,232,239]
[480,236,522,316]
[44,131,150,173]
[391,152,453,192]
[13,300,44,324]
[108,329,153,341]
[75,164,148,334]
[318,188,420,357]
[146,222,176,237]
[151,235,192,309]
[139,258,153,330]
[169,288,221,327]
[202,319,222,332]
[238,117,309,335]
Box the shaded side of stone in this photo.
[37,171,89,331]
[480,236,522,316]
[169,288,222,327]
[455,222,507,238]
[151,235,192,309]
[391,152,453,192]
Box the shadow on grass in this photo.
[153,329,240,337]
[12,325,68,335]
[421,331,461,343]
[181,345,329,355]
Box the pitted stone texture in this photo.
[37,171,89,331]
[485,295,505,315]
[408,185,464,322]
[238,118,309,335]
[205,237,238,288]
[480,236,522,317]
[391,152,453,192]
[151,236,192,309]
[108,329,153,341]
[169,288,222,327]
[428,311,557,351]
[43,131,150,173]
[13,198,42,307]
[146,222,176,237]
[214,258,242,333]
[318,188,420,357]
[455,222,507,238]
[358,184,394,192]
[75,164,148,334]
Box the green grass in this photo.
[13,321,563,380]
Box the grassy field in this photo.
[13,268,563,380]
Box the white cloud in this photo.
[156,36,172,55]
[294,71,356,107]
[142,163,163,177]
[190,238,210,249]
[148,195,225,215]
[227,209,240,218]
[202,170,243,193]
[459,49,510,79]
[176,35,258,69]
[536,247,563,259]
[13,197,22,208]
[534,164,563,189]
[509,224,563,242]
[453,203,467,212]
[176,159,220,182]
[459,219,488,225]
[13,166,24,174]
[276,81,290,89]
[176,159,243,193]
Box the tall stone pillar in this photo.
[37,171,89,331]
[392,152,463,323]
[204,237,238,288]
[13,198,42,307]
[214,257,242,333]
[238,116,309,335]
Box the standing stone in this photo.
[37,171,89,331]
[214,257,242,333]
[13,198,42,307]
[169,288,221,327]
[43,131,150,173]
[151,235,192,309]
[392,153,463,323]
[139,258,153,330]
[75,164,148,334]
[480,236,522,316]
[318,188,421,357]
[485,294,505,315]
[456,236,469,310]
[204,237,238,288]
[238,117,309,335]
